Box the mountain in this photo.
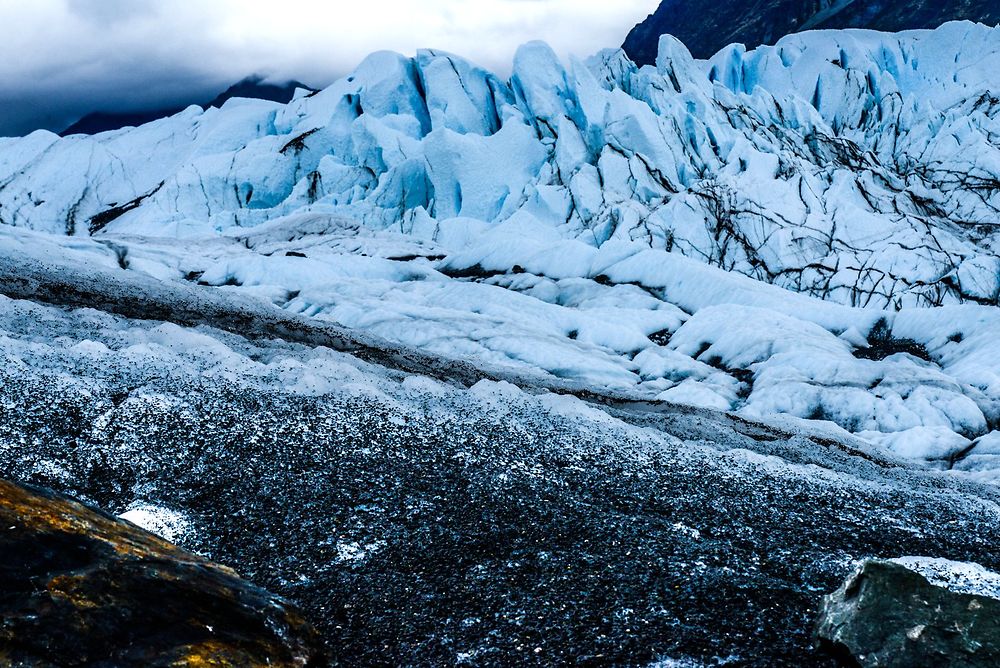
[204,74,315,108]
[623,0,1000,63]
[60,75,313,136]
[4,24,1000,662]
[59,108,189,136]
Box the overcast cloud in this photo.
[0,0,658,136]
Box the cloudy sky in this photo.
[0,0,659,136]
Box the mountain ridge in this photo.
[623,0,1000,63]
[60,75,314,136]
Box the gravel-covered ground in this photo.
[2,286,1000,667]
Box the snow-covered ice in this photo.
[2,22,1000,474]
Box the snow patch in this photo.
[891,557,1000,601]
[119,503,191,543]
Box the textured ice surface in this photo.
[4,219,999,473]
[2,23,1000,472]
[119,503,191,543]
[3,23,1000,307]
[2,265,1000,664]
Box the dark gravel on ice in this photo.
[1,284,1000,666]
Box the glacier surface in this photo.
[2,258,1000,665]
[2,21,1000,472]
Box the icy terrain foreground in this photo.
[3,253,1000,666]
[2,18,1000,666]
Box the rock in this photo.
[815,559,1000,667]
[0,478,326,667]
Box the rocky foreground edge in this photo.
[816,559,1000,667]
[0,477,326,667]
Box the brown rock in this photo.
[0,478,326,667]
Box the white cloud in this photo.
[0,0,659,135]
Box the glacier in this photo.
[2,21,1000,474]
[4,20,1000,664]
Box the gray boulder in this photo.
[816,559,1000,667]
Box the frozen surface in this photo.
[2,23,1000,473]
[119,503,191,543]
[3,217,999,474]
[3,24,1000,308]
[2,267,1000,664]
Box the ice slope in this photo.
[3,256,1000,664]
[2,23,1000,473]
[1,23,999,308]
[4,218,1000,477]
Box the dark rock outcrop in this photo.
[815,560,1000,667]
[623,0,1000,63]
[0,478,326,667]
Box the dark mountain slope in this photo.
[205,75,314,108]
[623,0,1000,63]
[61,75,313,136]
